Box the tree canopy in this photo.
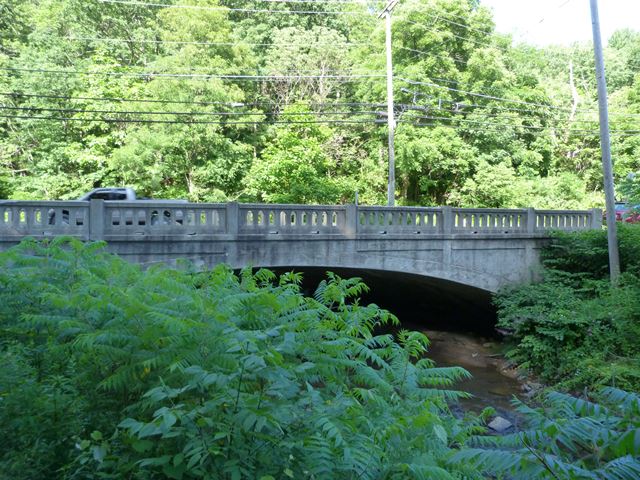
[0,0,639,207]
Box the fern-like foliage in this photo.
[0,238,475,480]
[451,388,640,479]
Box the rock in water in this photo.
[488,416,513,433]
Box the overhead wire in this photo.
[224,0,366,4]
[408,105,601,126]
[96,0,368,16]
[516,0,575,44]
[0,105,383,117]
[399,87,599,119]
[397,77,603,115]
[64,36,368,48]
[403,113,602,133]
[3,102,635,134]
[0,91,385,108]
[0,66,386,81]
[396,45,468,66]
[3,110,636,137]
[0,114,382,125]
[404,120,639,138]
[402,18,511,54]
[419,11,494,36]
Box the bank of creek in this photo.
[275,267,528,426]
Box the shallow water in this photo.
[422,329,523,417]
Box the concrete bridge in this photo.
[0,201,602,293]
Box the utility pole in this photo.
[590,0,620,284]
[378,0,399,207]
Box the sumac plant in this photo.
[0,238,476,479]
[452,388,640,479]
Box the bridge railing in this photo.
[533,210,595,231]
[238,204,348,235]
[101,202,227,237]
[0,200,602,240]
[450,208,528,234]
[0,201,90,237]
[358,206,441,234]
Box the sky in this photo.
[480,0,640,47]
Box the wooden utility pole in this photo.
[379,0,399,207]
[590,0,620,284]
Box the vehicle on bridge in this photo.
[78,187,139,201]
[48,187,186,225]
[614,202,640,223]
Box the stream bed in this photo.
[421,329,525,423]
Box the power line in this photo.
[418,11,493,36]
[421,6,486,27]
[411,105,602,125]
[405,113,604,133]
[1,67,385,81]
[405,120,639,138]
[96,0,367,15]
[0,104,634,137]
[0,91,385,108]
[397,77,593,114]
[396,45,467,66]
[11,108,631,134]
[4,94,612,127]
[65,36,367,48]
[399,88,605,121]
[402,18,510,53]
[0,113,382,125]
[398,79,640,118]
[517,0,575,44]
[0,105,382,117]
[225,0,365,4]
[4,87,635,122]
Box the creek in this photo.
[274,267,527,421]
[418,328,524,422]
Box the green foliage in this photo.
[496,225,640,391]
[244,107,357,204]
[1,0,639,206]
[0,238,474,479]
[451,387,640,479]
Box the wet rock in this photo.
[500,367,520,380]
[488,416,513,433]
[522,382,543,398]
[482,342,494,348]
[489,387,515,396]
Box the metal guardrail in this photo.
[0,200,603,240]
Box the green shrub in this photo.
[496,224,640,391]
[0,238,477,480]
[452,388,640,479]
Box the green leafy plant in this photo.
[496,225,640,391]
[0,238,475,479]
[452,388,640,479]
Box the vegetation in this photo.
[453,387,640,479]
[2,238,640,479]
[0,238,481,479]
[2,0,640,477]
[1,0,639,206]
[496,224,640,392]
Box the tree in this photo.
[244,107,356,204]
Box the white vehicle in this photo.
[77,187,138,201]
[47,188,186,225]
